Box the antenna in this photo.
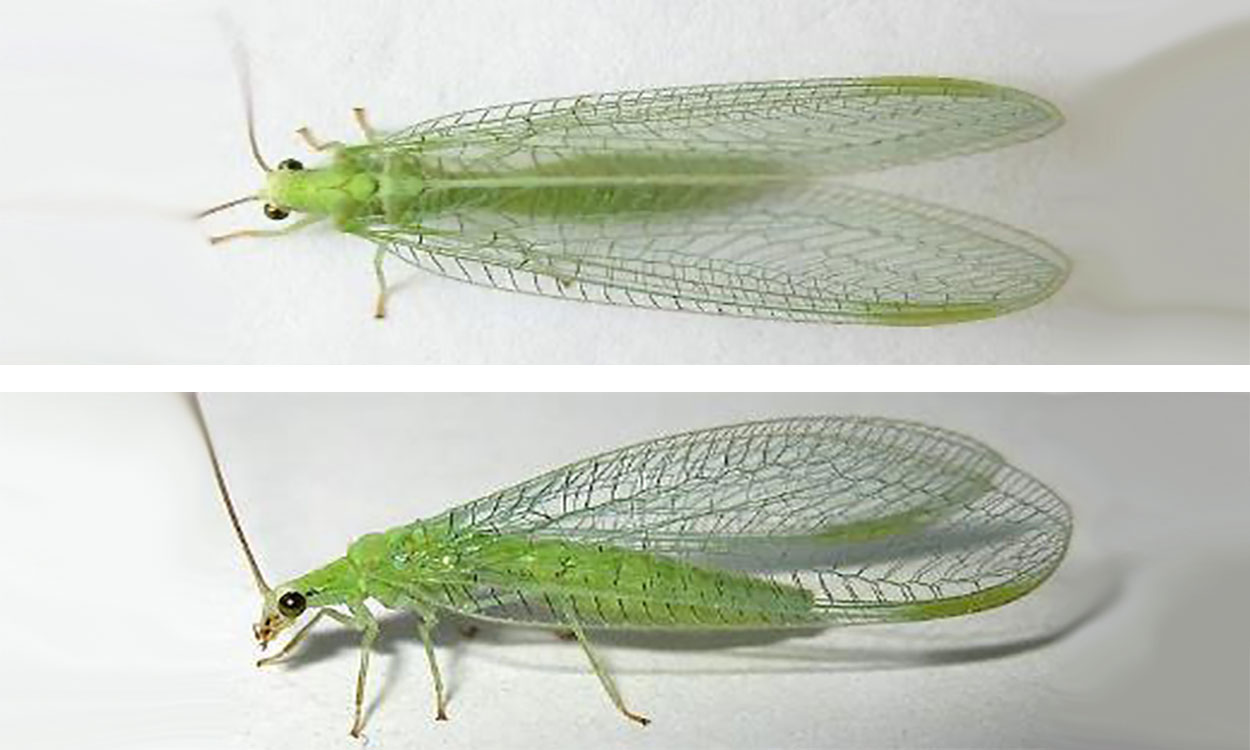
[219,18,272,174]
[195,21,269,221]
[236,48,272,174]
[191,393,271,595]
[195,194,259,220]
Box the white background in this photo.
[0,393,1245,749]
[0,0,1246,363]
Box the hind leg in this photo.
[564,617,650,726]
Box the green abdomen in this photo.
[375,152,785,226]
[441,533,817,628]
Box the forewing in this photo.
[430,417,1073,627]
[378,77,1062,177]
[369,181,1068,324]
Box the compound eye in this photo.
[277,591,307,618]
[263,203,290,221]
[278,158,304,171]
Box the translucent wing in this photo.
[368,182,1068,324]
[428,417,1073,627]
[378,77,1062,177]
[355,77,1066,323]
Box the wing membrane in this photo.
[378,77,1062,177]
[369,182,1068,324]
[429,417,1072,627]
[357,77,1066,324]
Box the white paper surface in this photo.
[0,0,1246,362]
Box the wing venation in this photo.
[378,77,1062,177]
[420,417,1072,628]
[368,182,1068,324]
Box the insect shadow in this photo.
[1060,17,1250,328]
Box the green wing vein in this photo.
[380,77,1062,177]
[421,417,1071,628]
[354,77,1066,324]
[371,182,1067,324]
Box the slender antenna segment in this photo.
[223,27,271,173]
[195,194,259,219]
[241,68,271,174]
[191,393,271,595]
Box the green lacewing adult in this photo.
[194,400,1072,737]
[197,76,1069,324]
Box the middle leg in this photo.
[372,245,390,319]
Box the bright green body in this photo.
[267,151,785,233]
[229,76,1069,325]
[263,75,1051,231]
[226,416,1072,734]
[289,518,819,630]
[262,149,1047,326]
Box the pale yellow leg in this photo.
[209,215,322,245]
[296,126,344,152]
[372,245,389,319]
[257,610,325,667]
[256,608,353,666]
[353,107,377,142]
[348,603,380,738]
[415,616,449,721]
[566,618,650,726]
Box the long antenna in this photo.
[195,194,259,220]
[191,393,271,595]
[216,14,271,174]
[237,50,272,174]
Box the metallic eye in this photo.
[277,591,307,617]
[263,204,290,221]
[277,158,304,171]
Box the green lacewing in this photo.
[195,402,1072,736]
[198,76,1068,324]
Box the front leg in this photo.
[298,108,378,153]
[209,215,322,245]
[347,602,381,738]
[353,107,378,143]
[257,610,325,667]
[296,126,345,153]
[257,608,354,667]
